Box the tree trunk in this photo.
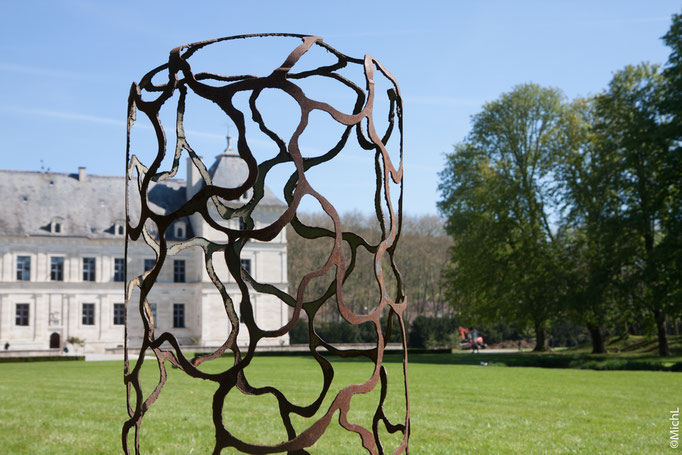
[587,324,606,354]
[627,322,637,335]
[653,309,671,357]
[533,322,548,352]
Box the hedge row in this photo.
[0,355,85,363]
[290,315,456,348]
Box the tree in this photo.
[662,11,682,140]
[661,11,682,331]
[592,63,678,356]
[396,215,453,321]
[557,99,629,353]
[438,83,584,351]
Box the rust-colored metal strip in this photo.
[123,34,408,454]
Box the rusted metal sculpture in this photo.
[123,34,407,454]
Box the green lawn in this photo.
[0,354,678,454]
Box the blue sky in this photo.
[1,1,679,216]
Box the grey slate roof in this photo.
[0,154,285,239]
[206,143,286,208]
[0,169,127,238]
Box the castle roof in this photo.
[0,154,286,239]
[204,136,287,208]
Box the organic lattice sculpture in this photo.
[123,34,408,454]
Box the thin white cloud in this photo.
[576,16,670,26]
[183,129,224,140]
[0,62,87,80]
[0,105,215,135]
[0,105,426,161]
[325,29,432,39]
[0,106,124,125]
[403,96,483,107]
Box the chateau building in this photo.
[0,141,289,353]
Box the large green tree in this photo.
[557,99,630,354]
[661,12,682,328]
[438,83,584,351]
[592,63,678,356]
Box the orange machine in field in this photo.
[458,326,486,350]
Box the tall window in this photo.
[239,218,247,231]
[82,303,95,325]
[83,257,96,282]
[15,303,29,326]
[173,260,186,283]
[240,258,252,276]
[144,259,155,272]
[50,257,64,281]
[114,258,125,282]
[173,304,185,328]
[113,303,125,325]
[16,256,31,281]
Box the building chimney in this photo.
[78,167,87,182]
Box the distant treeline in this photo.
[287,212,453,325]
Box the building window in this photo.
[50,217,64,234]
[116,224,125,236]
[144,259,155,272]
[173,260,186,283]
[113,303,125,325]
[239,218,247,231]
[149,303,157,328]
[82,303,95,325]
[174,222,185,239]
[114,258,125,282]
[50,257,64,281]
[173,303,185,328]
[15,303,29,326]
[240,258,251,276]
[83,257,96,282]
[16,256,31,281]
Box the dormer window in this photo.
[114,220,125,236]
[174,221,186,239]
[51,217,64,234]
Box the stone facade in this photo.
[0,143,288,353]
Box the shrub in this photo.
[289,317,401,345]
[290,319,309,344]
[670,362,682,372]
[408,316,458,348]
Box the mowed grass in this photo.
[0,354,679,454]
